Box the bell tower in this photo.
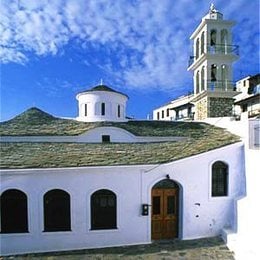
[188,4,239,120]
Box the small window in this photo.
[157,112,160,120]
[166,108,170,117]
[167,196,175,215]
[152,196,161,215]
[1,189,28,233]
[242,104,248,112]
[91,189,117,230]
[102,135,110,143]
[212,161,228,197]
[117,105,121,118]
[44,189,71,232]
[101,103,105,116]
[162,110,164,119]
[85,104,88,117]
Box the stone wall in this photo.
[195,97,208,120]
[209,98,234,117]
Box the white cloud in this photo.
[0,0,258,91]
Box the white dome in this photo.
[76,85,128,122]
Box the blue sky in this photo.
[0,0,259,121]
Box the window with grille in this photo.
[212,161,228,197]
[0,189,28,233]
[102,135,110,143]
[44,189,71,232]
[91,189,117,230]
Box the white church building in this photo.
[0,5,258,259]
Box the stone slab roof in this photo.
[0,107,240,169]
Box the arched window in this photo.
[196,38,200,59]
[91,189,117,230]
[221,29,228,53]
[210,29,217,46]
[201,32,205,54]
[196,71,200,94]
[201,66,205,91]
[1,189,28,233]
[211,64,217,82]
[101,103,106,116]
[212,161,228,197]
[44,189,71,232]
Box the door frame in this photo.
[150,178,183,240]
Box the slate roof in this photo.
[0,107,240,169]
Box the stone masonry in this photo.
[195,97,234,120]
[195,96,208,120]
[209,97,234,117]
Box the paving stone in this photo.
[2,236,235,260]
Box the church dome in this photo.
[78,84,129,98]
[76,84,128,122]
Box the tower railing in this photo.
[206,80,236,92]
[188,44,239,67]
[207,44,239,55]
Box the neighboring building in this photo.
[153,94,194,121]
[234,74,260,120]
[76,84,128,122]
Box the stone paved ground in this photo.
[2,236,235,260]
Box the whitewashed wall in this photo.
[0,142,245,255]
[0,127,185,143]
[76,91,128,122]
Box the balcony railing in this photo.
[207,44,239,55]
[206,80,236,92]
[188,44,239,67]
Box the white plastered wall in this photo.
[0,142,245,255]
[76,91,128,122]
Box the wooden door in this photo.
[151,188,178,240]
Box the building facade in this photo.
[153,94,194,121]
[234,74,260,120]
[0,142,245,255]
